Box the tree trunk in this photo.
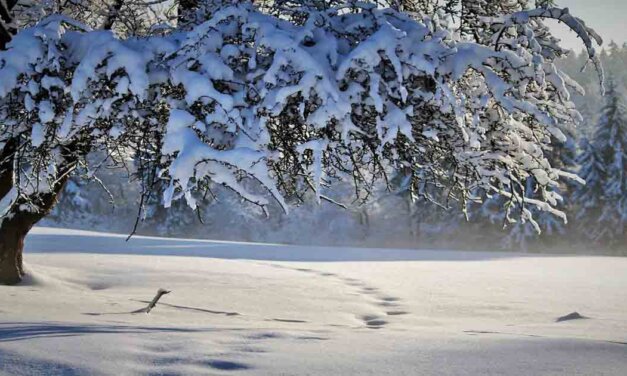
[0,213,31,284]
[0,182,70,285]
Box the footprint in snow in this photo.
[263,263,409,329]
[386,311,409,316]
[270,318,309,323]
[202,359,251,371]
[360,314,389,329]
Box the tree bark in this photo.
[0,177,72,284]
[0,188,69,284]
[0,212,31,284]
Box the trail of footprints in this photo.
[342,276,409,329]
[268,264,409,330]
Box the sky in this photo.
[549,0,626,51]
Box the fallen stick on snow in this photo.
[143,288,171,314]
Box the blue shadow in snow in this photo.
[24,229,527,262]
[0,322,252,375]
[0,322,207,343]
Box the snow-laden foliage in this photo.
[0,1,602,228]
[42,42,627,254]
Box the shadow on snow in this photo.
[24,228,533,262]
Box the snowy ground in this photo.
[0,227,625,375]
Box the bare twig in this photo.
[144,288,171,314]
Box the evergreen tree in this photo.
[574,79,627,246]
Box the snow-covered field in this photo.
[0,227,625,375]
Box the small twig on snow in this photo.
[144,288,171,314]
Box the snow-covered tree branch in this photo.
[0,0,604,284]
